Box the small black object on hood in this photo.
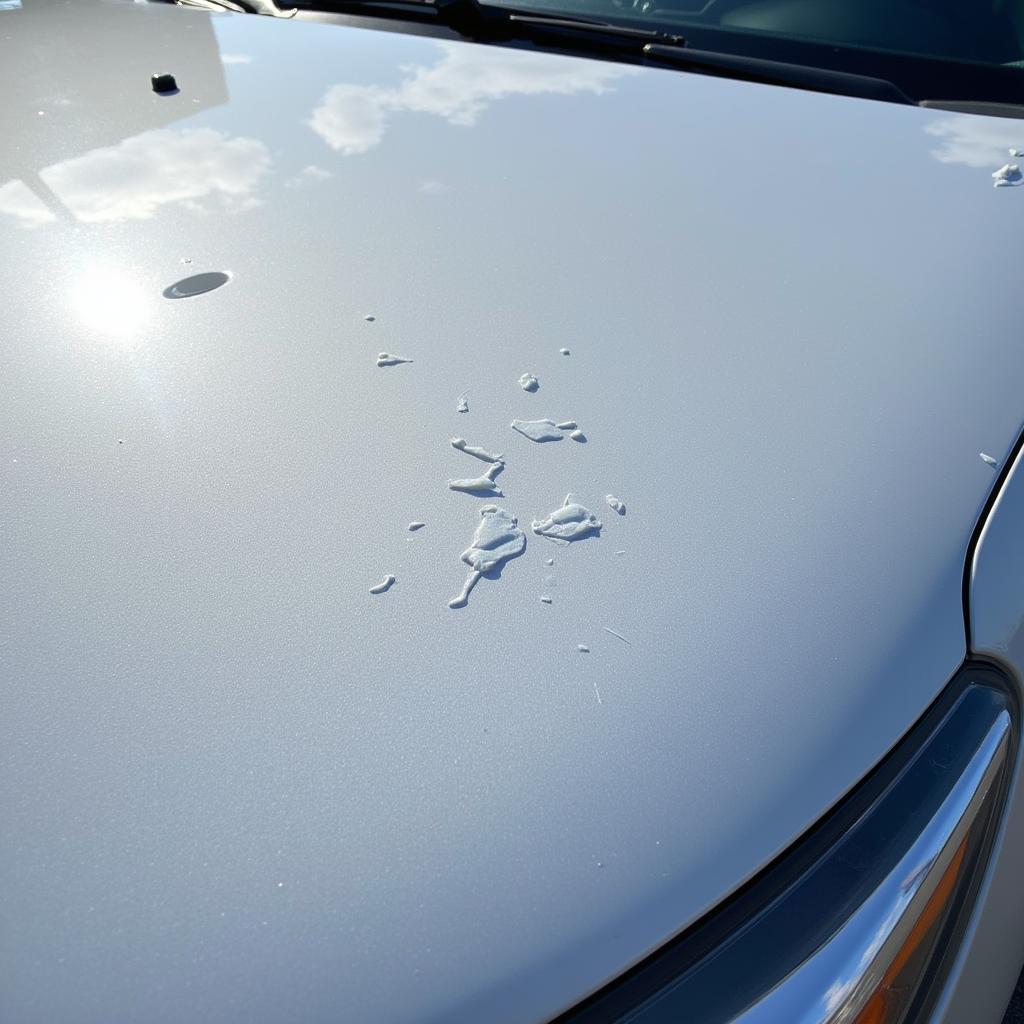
[151,73,178,94]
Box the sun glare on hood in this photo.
[70,266,151,343]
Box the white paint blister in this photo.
[448,462,503,495]
[532,495,602,543]
[993,164,1023,188]
[512,419,564,443]
[377,352,413,367]
[605,494,626,515]
[449,506,527,609]
[451,437,503,463]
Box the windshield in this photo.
[287,0,1024,104]
[494,0,1024,72]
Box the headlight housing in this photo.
[560,666,1016,1024]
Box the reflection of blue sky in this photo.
[308,41,636,155]
[820,899,904,1016]
[925,115,1024,169]
[0,127,270,226]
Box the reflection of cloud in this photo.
[418,180,451,195]
[309,42,633,154]
[821,900,905,1016]
[309,84,390,155]
[925,116,1024,169]
[0,179,57,227]
[221,53,253,65]
[284,164,333,189]
[0,128,271,225]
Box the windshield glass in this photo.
[495,0,1024,72]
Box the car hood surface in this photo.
[2,2,1023,1022]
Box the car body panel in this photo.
[2,2,1024,1022]
[971,444,1024,675]
[936,449,1024,1024]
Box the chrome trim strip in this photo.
[730,710,1011,1024]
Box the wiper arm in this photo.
[506,10,682,43]
[438,0,685,43]
[294,0,910,104]
[643,42,911,104]
[296,0,684,45]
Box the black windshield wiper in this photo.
[642,42,911,104]
[479,7,684,45]
[296,0,684,45]
[294,0,910,103]
[444,0,909,104]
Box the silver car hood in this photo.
[2,2,1023,1022]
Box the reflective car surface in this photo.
[2,1,1024,1022]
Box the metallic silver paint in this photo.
[971,445,1024,674]
[2,1,1024,1022]
[945,447,1024,1024]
